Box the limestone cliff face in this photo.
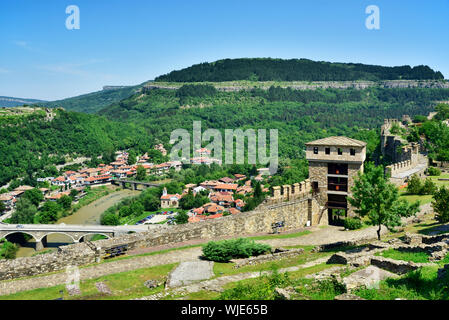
[144,80,449,92]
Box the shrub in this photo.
[343,217,363,230]
[433,187,449,223]
[175,211,189,224]
[427,167,441,176]
[219,266,291,300]
[202,238,271,262]
[420,178,437,195]
[407,174,422,195]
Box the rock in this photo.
[343,266,397,290]
[274,287,294,300]
[166,261,214,288]
[95,282,111,295]
[404,233,423,245]
[144,280,160,289]
[334,293,365,300]
[67,285,82,296]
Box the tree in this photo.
[175,211,189,224]
[100,212,120,226]
[57,195,72,210]
[432,187,449,223]
[348,162,420,240]
[421,178,437,195]
[10,198,37,224]
[136,165,147,181]
[23,188,44,207]
[119,205,132,218]
[435,103,449,121]
[130,201,144,216]
[0,201,5,213]
[38,201,60,224]
[407,175,423,195]
[142,194,160,212]
[128,150,137,165]
[69,188,79,200]
[179,189,196,210]
[0,238,18,260]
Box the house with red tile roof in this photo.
[200,180,220,190]
[213,183,238,193]
[195,148,211,157]
[233,174,246,181]
[234,199,245,210]
[0,194,14,210]
[209,192,234,207]
[160,187,183,208]
[83,174,112,186]
[228,208,241,215]
[219,177,234,184]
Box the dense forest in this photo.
[100,86,449,164]
[0,109,149,186]
[155,58,445,82]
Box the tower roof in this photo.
[306,136,367,147]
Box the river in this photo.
[15,188,140,258]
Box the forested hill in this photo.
[0,108,150,186]
[155,58,445,82]
[99,85,449,163]
[39,85,142,113]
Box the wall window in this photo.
[338,148,343,155]
[350,148,356,156]
[325,148,330,155]
[313,147,319,154]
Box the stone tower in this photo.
[305,136,366,225]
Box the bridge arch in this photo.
[2,231,39,243]
[40,232,77,243]
[79,233,112,242]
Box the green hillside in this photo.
[40,85,142,114]
[99,85,449,162]
[0,108,149,186]
[155,58,445,82]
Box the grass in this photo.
[376,248,430,263]
[399,173,449,205]
[354,266,448,300]
[0,263,177,300]
[212,246,332,278]
[218,262,341,300]
[247,230,312,241]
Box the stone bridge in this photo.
[0,223,153,250]
[111,179,161,191]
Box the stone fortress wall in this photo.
[0,185,324,281]
[263,179,312,205]
[381,118,427,183]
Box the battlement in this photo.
[263,179,312,205]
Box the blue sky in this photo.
[0,0,448,101]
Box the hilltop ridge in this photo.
[155,58,445,83]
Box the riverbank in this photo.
[14,188,140,258]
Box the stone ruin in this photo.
[308,232,449,295]
[263,179,312,205]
